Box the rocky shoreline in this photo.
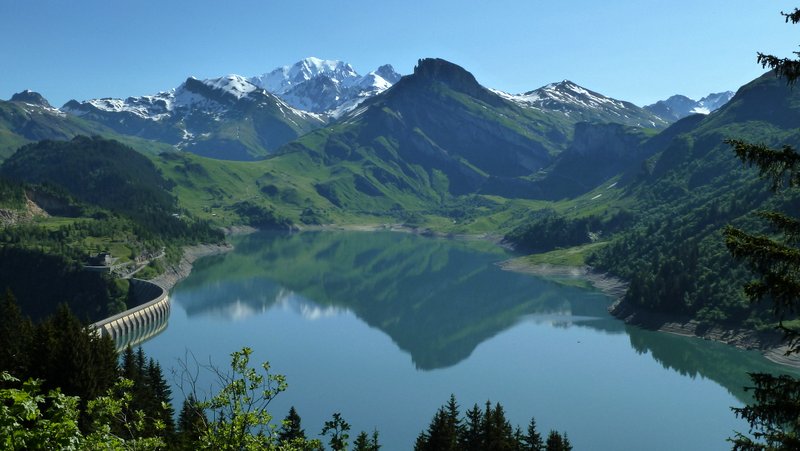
[608,297,800,368]
[149,242,234,292]
[499,259,800,369]
[498,261,629,299]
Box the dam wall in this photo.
[91,279,170,351]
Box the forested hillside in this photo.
[587,72,800,327]
[0,136,222,321]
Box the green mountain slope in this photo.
[588,72,800,327]
[0,136,223,321]
[263,58,616,219]
[0,93,175,161]
[0,136,221,241]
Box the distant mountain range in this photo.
[0,56,734,162]
[644,91,734,121]
[493,81,671,129]
[250,57,402,116]
[61,75,324,160]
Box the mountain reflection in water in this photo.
[174,230,618,370]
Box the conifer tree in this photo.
[524,417,544,451]
[460,403,484,451]
[278,406,307,443]
[545,430,572,451]
[146,359,175,440]
[0,289,33,377]
[725,6,800,451]
[176,393,207,450]
[353,431,372,451]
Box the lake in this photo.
[142,230,798,450]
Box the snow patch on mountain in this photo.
[204,74,258,99]
[644,91,734,121]
[250,57,402,115]
[512,81,628,110]
[253,57,360,95]
[494,80,668,128]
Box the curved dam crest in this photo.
[91,279,170,351]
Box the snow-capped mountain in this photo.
[62,75,324,160]
[644,91,734,121]
[250,57,401,116]
[493,80,670,129]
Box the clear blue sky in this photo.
[1,0,797,107]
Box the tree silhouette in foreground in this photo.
[414,395,569,451]
[725,7,800,451]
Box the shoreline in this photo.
[149,226,255,292]
[149,242,234,292]
[302,222,510,247]
[499,258,800,369]
[151,223,800,369]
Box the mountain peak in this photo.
[645,91,734,121]
[10,90,51,108]
[414,58,473,80]
[375,64,401,84]
[411,58,486,95]
[251,58,403,114]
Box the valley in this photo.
[1,44,799,449]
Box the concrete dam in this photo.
[91,279,170,351]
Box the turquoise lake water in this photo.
[142,230,798,450]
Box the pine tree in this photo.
[278,406,306,443]
[146,359,175,440]
[484,402,516,451]
[460,403,484,451]
[724,6,800,450]
[0,289,33,377]
[176,393,207,450]
[354,431,371,451]
[545,430,571,451]
[524,417,544,451]
[352,430,381,451]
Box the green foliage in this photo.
[278,406,306,444]
[0,372,82,450]
[194,347,288,450]
[118,347,176,443]
[233,200,294,229]
[545,430,573,451]
[0,136,223,244]
[588,71,800,327]
[0,372,166,451]
[729,373,800,450]
[0,246,129,321]
[725,8,800,451]
[414,395,565,451]
[176,393,207,450]
[83,378,167,450]
[0,177,25,209]
[321,412,351,451]
[506,211,600,253]
[2,136,174,216]
[352,430,381,451]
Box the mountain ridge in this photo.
[644,91,734,121]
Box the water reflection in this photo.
[173,230,797,395]
[176,230,619,369]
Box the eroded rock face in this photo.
[0,194,49,227]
